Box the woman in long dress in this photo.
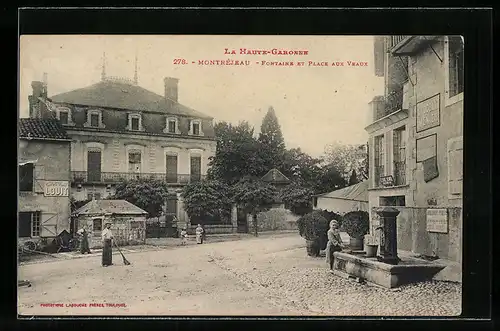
[326,220,343,271]
[101,223,113,267]
[77,226,92,254]
[195,224,204,244]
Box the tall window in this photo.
[93,218,103,231]
[190,156,201,182]
[90,114,100,127]
[393,127,407,186]
[18,211,41,237]
[374,135,384,187]
[19,163,34,192]
[59,111,69,125]
[168,120,176,133]
[128,151,142,173]
[131,117,140,131]
[192,123,200,136]
[448,36,464,98]
[87,150,102,182]
[166,155,178,183]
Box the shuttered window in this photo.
[448,136,463,198]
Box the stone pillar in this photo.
[375,207,400,265]
[231,205,238,233]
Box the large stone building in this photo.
[28,65,217,230]
[18,118,72,245]
[366,36,463,280]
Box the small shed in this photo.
[74,199,148,248]
[313,180,369,215]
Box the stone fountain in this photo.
[332,207,446,288]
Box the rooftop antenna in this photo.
[101,52,107,81]
[133,51,138,85]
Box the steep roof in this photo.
[74,199,148,216]
[19,118,71,141]
[261,168,290,184]
[50,80,213,119]
[316,180,368,202]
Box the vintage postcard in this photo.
[18,34,463,316]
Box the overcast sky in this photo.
[19,35,383,157]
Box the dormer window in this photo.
[56,107,74,126]
[189,119,203,136]
[163,116,180,134]
[127,113,144,132]
[84,109,105,129]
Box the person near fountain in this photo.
[195,224,204,244]
[326,220,343,272]
[77,225,92,254]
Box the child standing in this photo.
[180,228,188,246]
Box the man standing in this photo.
[101,223,113,267]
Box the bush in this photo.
[342,210,370,239]
[297,210,329,252]
[316,209,343,229]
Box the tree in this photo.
[279,183,314,216]
[281,148,323,186]
[207,121,266,184]
[110,178,170,218]
[181,180,233,225]
[258,106,286,171]
[348,169,358,186]
[324,141,368,182]
[314,163,347,194]
[232,178,278,236]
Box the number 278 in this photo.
[173,59,187,65]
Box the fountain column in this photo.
[375,207,400,265]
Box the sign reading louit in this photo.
[44,181,69,197]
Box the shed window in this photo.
[19,211,41,237]
[59,111,69,125]
[93,218,103,231]
[90,114,100,127]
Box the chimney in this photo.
[373,36,386,77]
[31,81,45,100]
[164,77,179,102]
[42,72,48,96]
[367,95,385,125]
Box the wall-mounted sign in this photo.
[380,175,394,187]
[416,134,437,162]
[426,208,448,233]
[44,181,69,197]
[416,94,440,132]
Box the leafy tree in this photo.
[232,178,278,236]
[258,106,286,171]
[348,169,359,186]
[181,180,233,225]
[279,183,314,216]
[323,142,368,182]
[110,178,170,218]
[313,163,347,195]
[207,121,266,184]
[281,148,323,186]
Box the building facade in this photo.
[28,70,217,230]
[18,118,72,245]
[367,36,463,273]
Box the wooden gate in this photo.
[236,208,248,233]
[40,212,58,238]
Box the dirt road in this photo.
[18,233,461,316]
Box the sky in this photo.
[19,35,383,157]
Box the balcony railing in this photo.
[373,88,405,122]
[72,171,206,184]
[389,35,410,49]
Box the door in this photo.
[166,155,178,183]
[190,156,201,182]
[40,212,58,238]
[236,208,248,233]
[87,151,102,182]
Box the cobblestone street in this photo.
[18,233,461,316]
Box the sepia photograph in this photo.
[17,34,463,316]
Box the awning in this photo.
[18,159,38,166]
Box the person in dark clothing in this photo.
[101,223,113,267]
[77,225,92,254]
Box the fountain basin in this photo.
[332,251,446,288]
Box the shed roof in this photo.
[74,199,148,216]
[316,180,368,202]
[50,80,213,119]
[19,118,71,141]
[261,168,290,184]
